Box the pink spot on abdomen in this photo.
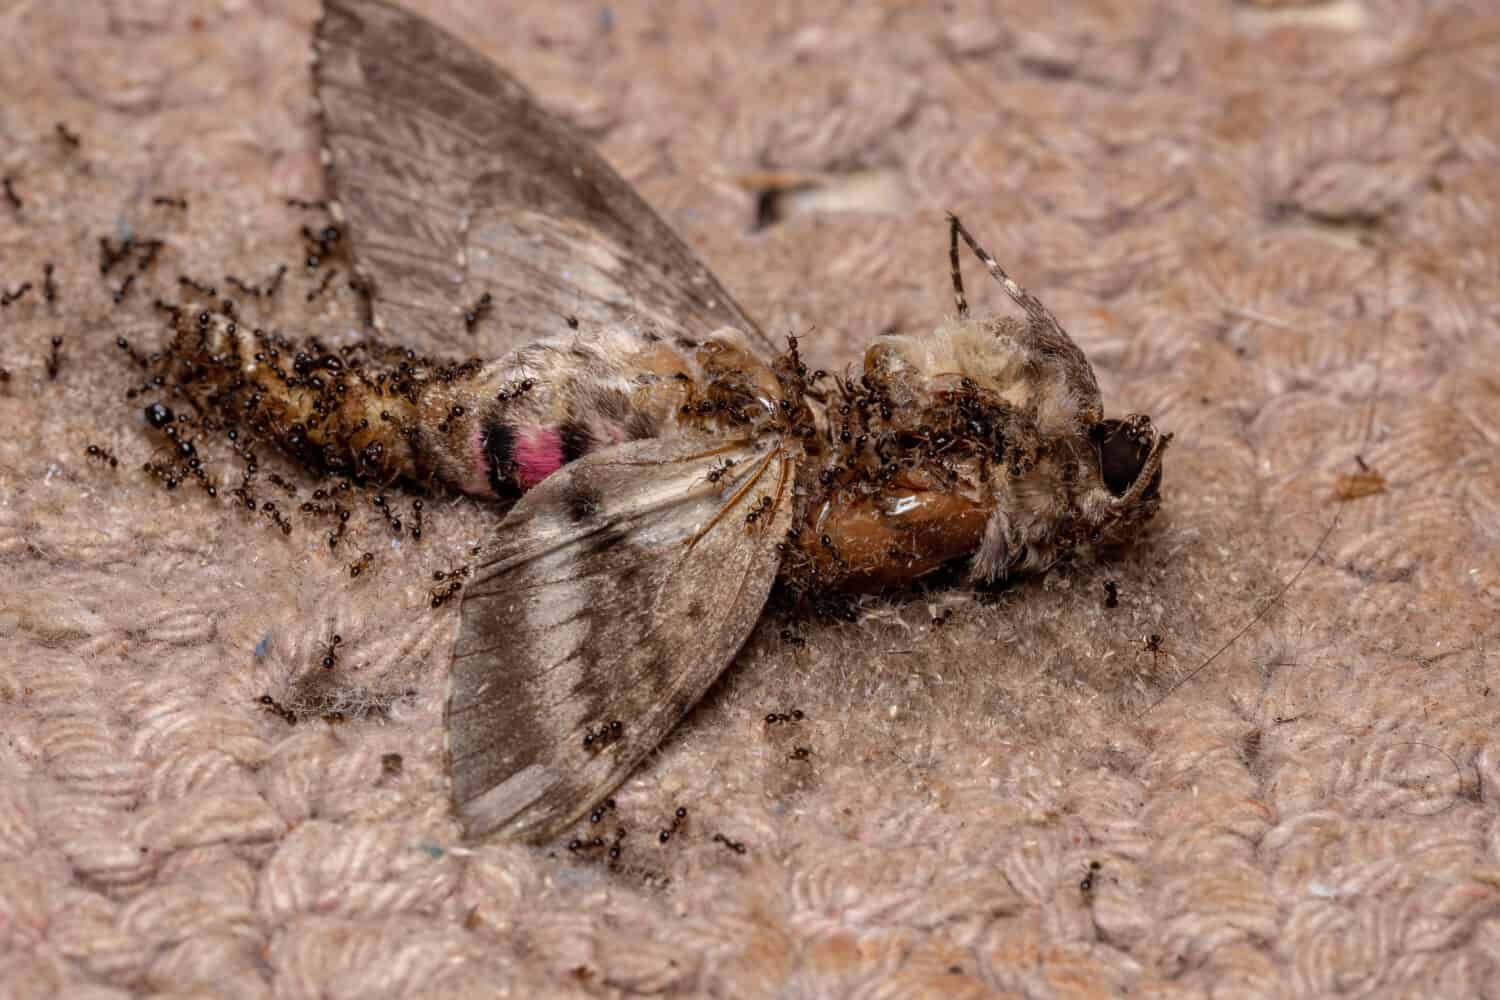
[514,426,565,489]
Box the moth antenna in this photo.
[947,212,1063,334]
[947,212,969,318]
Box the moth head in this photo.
[1081,413,1171,545]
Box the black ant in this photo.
[258,694,296,725]
[430,564,470,608]
[587,798,618,825]
[582,719,624,752]
[306,269,337,302]
[706,457,737,486]
[85,444,119,468]
[1141,633,1166,671]
[327,506,351,549]
[179,275,216,297]
[265,264,288,298]
[658,806,687,843]
[267,473,299,497]
[744,495,773,525]
[712,833,748,855]
[260,500,293,536]
[111,273,136,304]
[301,224,341,268]
[463,292,493,331]
[1080,860,1102,894]
[371,494,402,534]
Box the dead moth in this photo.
[293,0,1172,842]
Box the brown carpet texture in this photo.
[3,0,1500,996]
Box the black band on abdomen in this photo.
[482,416,521,499]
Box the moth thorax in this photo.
[695,328,783,399]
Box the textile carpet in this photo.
[2,1,1498,996]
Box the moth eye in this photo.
[1090,419,1153,497]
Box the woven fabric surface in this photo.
[2,1,1499,997]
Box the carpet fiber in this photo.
[2,1,1499,996]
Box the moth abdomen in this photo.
[149,311,427,484]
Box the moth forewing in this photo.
[447,436,795,842]
[315,0,772,357]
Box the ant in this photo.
[1080,860,1102,894]
[463,292,493,331]
[582,719,624,752]
[85,444,119,468]
[744,495,773,526]
[658,806,687,844]
[706,457,737,486]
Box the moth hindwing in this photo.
[447,436,795,842]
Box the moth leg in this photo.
[968,404,1046,582]
[971,467,1054,583]
[971,502,1017,584]
[947,212,1063,333]
[949,213,969,318]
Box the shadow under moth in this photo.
[155,0,1171,842]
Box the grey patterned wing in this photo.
[313,0,770,357]
[447,435,794,842]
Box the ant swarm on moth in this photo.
[201,0,1168,842]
